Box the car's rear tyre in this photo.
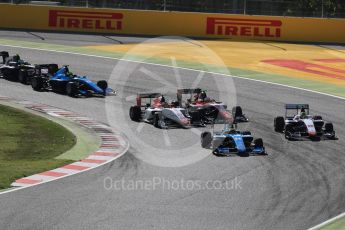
[254,138,263,147]
[325,123,334,132]
[2,70,15,81]
[201,131,212,148]
[129,106,141,121]
[31,76,43,91]
[2,71,8,80]
[232,106,243,118]
[0,51,9,61]
[274,116,285,132]
[66,82,78,97]
[18,69,28,85]
[313,115,323,120]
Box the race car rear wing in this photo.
[138,93,162,99]
[177,88,202,106]
[34,64,59,75]
[285,104,309,109]
[136,93,162,107]
[285,104,309,118]
[0,51,9,64]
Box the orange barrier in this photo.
[0,4,344,43]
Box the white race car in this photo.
[274,104,336,140]
[129,93,190,129]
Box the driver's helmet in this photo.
[160,95,166,103]
[300,108,307,118]
[13,54,20,62]
[171,100,179,107]
[153,96,162,107]
[199,91,207,101]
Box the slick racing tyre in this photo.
[31,76,43,91]
[232,106,243,118]
[129,106,141,121]
[18,69,28,85]
[66,82,78,97]
[274,116,285,132]
[313,115,323,120]
[325,123,334,132]
[254,138,264,147]
[97,80,108,95]
[201,131,212,148]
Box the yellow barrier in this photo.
[0,4,344,43]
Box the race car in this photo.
[0,53,34,81]
[16,63,59,85]
[31,65,116,97]
[274,104,336,140]
[177,88,248,124]
[129,93,190,129]
[201,123,266,157]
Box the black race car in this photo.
[0,52,34,82]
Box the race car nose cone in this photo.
[309,132,316,136]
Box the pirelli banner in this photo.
[0,4,344,43]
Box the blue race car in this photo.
[201,124,266,157]
[31,65,116,97]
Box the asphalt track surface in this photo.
[0,32,344,230]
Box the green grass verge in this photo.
[1,38,344,98]
[318,216,345,230]
[0,104,76,189]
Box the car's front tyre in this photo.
[274,116,285,132]
[66,82,78,97]
[201,131,212,148]
[18,69,28,85]
[129,106,141,121]
[31,76,44,91]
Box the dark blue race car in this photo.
[31,65,116,97]
[201,124,266,157]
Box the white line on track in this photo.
[308,212,345,230]
[0,43,344,102]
